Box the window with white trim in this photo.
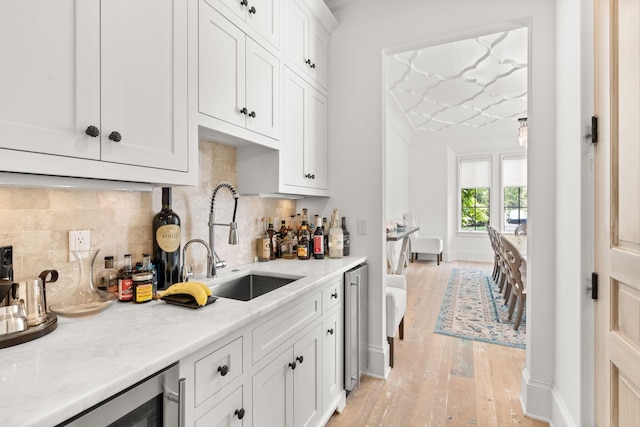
[459,158,491,232]
[502,156,527,232]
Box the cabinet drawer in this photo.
[252,292,321,363]
[323,278,342,313]
[196,385,244,427]
[195,336,243,407]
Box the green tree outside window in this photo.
[461,188,490,231]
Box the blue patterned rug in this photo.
[434,268,526,349]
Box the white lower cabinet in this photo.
[181,279,345,426]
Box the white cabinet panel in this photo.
[209,0,279,48]
[306,88,328,190]
[322,309,342,409]
[195,386,245,427]
[252,347,293,427]
[0,0,100,159]
[292,325,321,427]
[245,38,280,139]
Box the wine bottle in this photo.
[329,209,343,259]
[342,217,350,256]
[153,187,181,290]
[267,217,277,260]
[257,218,270,262]
[313,217,325,259]
[297,221,310,260]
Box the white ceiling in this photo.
[386,27,528,142]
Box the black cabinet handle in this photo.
[304,173,316,179]
[305,59,316,69]
[249,111,256,118]
[240,0,248,6]
[296,355,304,364]
[305,59,312,65]
[218,365,229,376]
[328,328,334,335]
[310,62,316,69]
[289,361,297,370]
[108,131,121,142]
[235,408,245,420]
[85,126,100,137]
[249,6,256,13]
[240,107,248,115]
[331,291,338,299]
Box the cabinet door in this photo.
[0,0,100,159]
[246,0,280,48]
[252,348,293,427]
[282,0,309,79]
[100,0,188,171]
[199,2,247,130]
[245,38,280,139]
[293,325,321,427]
[195,386,245,427]
[307,21,330,89]
[281,68,307,188]
[323,310,342,408]
[305,88,328,190]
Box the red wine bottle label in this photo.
[314,236,324,254]
[156,224,181,252]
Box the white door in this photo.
[0,0,100,159]
[252,348,293,427]
[308,21,329,89]
[281,68,307,188]
[199,2,247,130]
[306,88,328,190]
[101,0,188,171]
[595,0,640,424]
[322,310,342,407]
[245,38,280,139]
[246,0,280,48]
[293,325,321,427]
[283,0,309,79]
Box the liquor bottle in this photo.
[329,209,344,259]
[313,217,325,259]
[278,220,288,258]
[323,217,329,254]
[96,256,118,296]
[342,217,351,256]
[297,221,310,260]
[152,187,181,290]
[257,218,270,262]
[141,253,159,299]
[267,217,277,260]
[282,231,295,259]
[117,254,134,302]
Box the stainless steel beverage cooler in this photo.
[344,263,368,392]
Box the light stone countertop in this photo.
[0,256,367,427]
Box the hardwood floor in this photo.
[326,260,548,427]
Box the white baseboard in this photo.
[362,344,386,379]
[521,368,552,423]
[549,387,576,427]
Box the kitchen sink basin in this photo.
[210,273,302,301]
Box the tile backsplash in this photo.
[0,140,296,305]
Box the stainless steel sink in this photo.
[210,273,302,301]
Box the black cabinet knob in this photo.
[108,131,122,142]
[235,408,245,420]
[240,107,248,115]
[310,62,316,69]
[305,59,312,65]
[249,111,256,118]
[305,173,315,179]
[218,365,229,376]
[328,328,334,335]
[296,355,304,364]
[249,6,256,13]
[240,0,248,6]
[331,291,338,299]
[85,126,100,138]
[289,361,297,370]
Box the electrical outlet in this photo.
[357,218,368,235]
[69,230,91,261]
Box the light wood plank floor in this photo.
[326,260,548,427]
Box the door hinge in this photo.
[592,272,599,300]
[591,116,598,144]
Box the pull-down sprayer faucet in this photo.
[209,182,239,277]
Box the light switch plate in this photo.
[69,230,91,261]
[357,218,368,235]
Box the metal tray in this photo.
[0,312,57,349]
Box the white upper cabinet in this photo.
[0,0,194,184]
[283,0,330,90]
[199,2,280,140]
[206,0,280,49]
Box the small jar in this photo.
[132,272,153,304]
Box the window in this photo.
[502,157,527,232]
[459,158,491,231]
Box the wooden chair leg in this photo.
[514,296,525,330]
[507,293,517,320]
[388,336,394,368]
[399,317,405,340]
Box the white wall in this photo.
[329,2,559,419]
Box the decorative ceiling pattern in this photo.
[386,27,528,135]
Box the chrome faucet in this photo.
[180,239,214,282]
[209,182,240,277]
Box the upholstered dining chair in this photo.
[386,274,407,368]
[514,223,528,235]
[402,213,443,265]
[499,234,527,330]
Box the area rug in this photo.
[434,268,526,349]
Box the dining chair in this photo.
[514,223,527,235]
[499,234,526,330]
[487,226,500,281]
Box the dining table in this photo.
[501,232,527,284]
[386,226,419,274]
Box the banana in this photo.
[189,281,212,297]
[161,282,209,306]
